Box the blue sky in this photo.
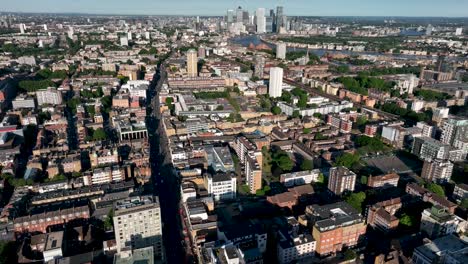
[2,0,468,17]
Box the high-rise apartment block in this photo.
[421,159,454,183]
[441,118,468,147]
[269,67,283,98]
[186,49,198,77]
[276,42,287,60]
[328,166,356,195]
[113,196,163,257]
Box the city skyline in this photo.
[2,0,468,17]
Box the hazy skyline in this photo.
[2,0,468,17]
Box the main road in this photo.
[147,59,193,263]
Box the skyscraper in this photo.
[276,6,284,32]
[276,42,287,59]
[113,196,162,257]
[256,8,266,34]
[187,49,198,77]
[236,6,244,24]
[226,9,235,24]
[269,67,283,98]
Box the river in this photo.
[229,34,463,61]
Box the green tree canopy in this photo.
[92,128,107,141]
[300,160,314,171]
[335,153,360,169]
[271,106,282,115]
[271,147,294,172]
[345,192,366,212]
[426,183,445,196]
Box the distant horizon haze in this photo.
[1,0,468,17]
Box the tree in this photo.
[343,249,357,261]
[361,176,368,185]
[399,213,416,228]
[256,189,266,196]
[345,192,366,212]
[271,106,282,115]
[281,91,293,104]
[335,153,360,169]
[303,128,312,134]
[0,241,17,264]
[103,208,114,230]
[356,116,368,126]
[300,160,314,171]
[427,183,445,196]
[271,147,294,172]
[93,128,107,141]
[216,105,224,110]
[292,110,300,118]
[313,112,322,119]
[314,132,327,140]
[317,173,325,184]
[460,198,468,209]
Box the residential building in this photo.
[421,159,454,183]
[367,173,400,188]
[280,169,320,187]
[114,246,154,264]
[267,185,314,210]
[364,124,378,137]
[406,183,457,214]
[417,122,436,138]
[441,117,468,147]
[381,125,406,149]
[412,137,450,161]
[113,196,162,258]
[185,118,209,134]
[245,152,262,194]
[277,229,316,264]
[187,49,198,78]
[254,55,265,78]
[204,172,237,200]
[234,136,256,164]
[453,184,468,203]
[327,114,353,133]
[367,198,403,233]
[432,107,449,125]
[420,206,467,239]
[306,202,366,256]
[276,42,286,60]
[12,95,35,109]
[218,222,267,253]
[120,37,128,46]
[328,166,356,195]
[13,206,90,233]
[84,166,124,185]
[36,88,63,106]
[412,235,468,264]
[43,231,64,262]
[269,67,283,98]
